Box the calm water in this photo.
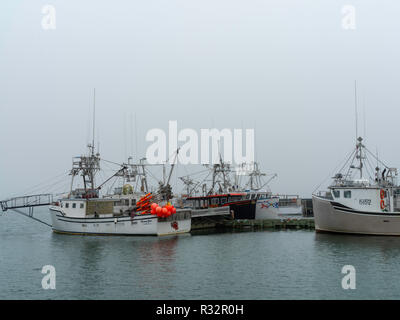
[1,209,400,300]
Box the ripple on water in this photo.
[1,211,400,299]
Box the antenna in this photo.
[130,113,134,159]
[135,113,138,163]
[123,112,127,160]
[363,94,366,141]
[92,88,96,156]
[354,80,358,142]
[97,124,100,155]
[254,119,257,163]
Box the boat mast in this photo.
[354,81,364,179]
[69,89,101,198]
[208,155,232,194]
[139,158,148,193]
[92,88,96,158]
[355,137,364,179]
[89,88,96,189]
[354,80,358,146]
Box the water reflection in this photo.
[6,218,400,299]
[50,233,185,298]
[314,232,400,261]
[136,235,180,264]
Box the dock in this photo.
[189,204,315,231]
[191,217,315,231]
[220,218,315,230]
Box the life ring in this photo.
[380,199,385,210]
[380,189,385,199]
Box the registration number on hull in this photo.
[359,199,371,205]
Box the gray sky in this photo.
[1,0,400,198]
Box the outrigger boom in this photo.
[0,194,54,212]
[0,194,55,227]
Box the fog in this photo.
[1,0,400,198]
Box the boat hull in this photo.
[49,207,191,236]
[255,198,279,219]
[277,206,303,216]
[229,200,257,219]
[312,195,400,235]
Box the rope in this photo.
[312,146,356,194]
[11,209,52,228]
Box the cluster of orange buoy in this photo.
[136,193,153,214]
[151,203,177,218]
[135,193,177,217]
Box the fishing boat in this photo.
[236,162,280,219]
[312,136,400,235]
[177,160,278,219]
[239,164,305,217]
[48,146,191,236]
[241,190,279,219]
[184,193,256,219]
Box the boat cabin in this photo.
[330,186,400,213]
[185,193,245,209]
[59,198,114,218]
[243,191,272,201]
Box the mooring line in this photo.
[11,209,53,228]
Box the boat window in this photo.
[131,199,136,206]
[80,203,84,209]
[124,199,129,206]
[221,197,227,205]
[65,203,69,208]
[72,203,76,209]
[333,190,340,198]
[251,194,256,199]
[211,198,219,205]
[344,190,351,198]
[245,194,250,200]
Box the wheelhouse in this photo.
[185,193,245,209]
[243,192,271,200]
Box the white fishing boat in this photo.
[235,162,280,219]
[48,144,191,236]
[49,199,191,236]
[312,136,400,235]
[242,191,279,219]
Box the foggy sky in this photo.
[1,0,400,198]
